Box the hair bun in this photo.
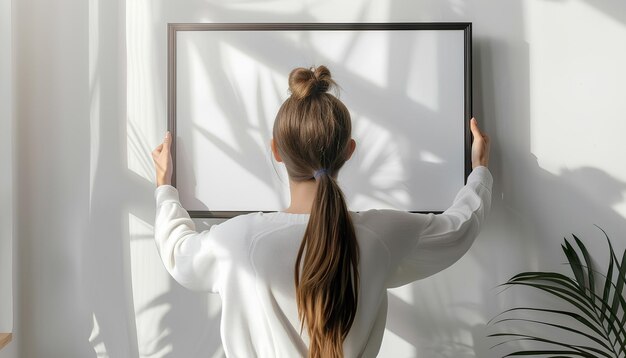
[288,65,335,100]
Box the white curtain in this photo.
[0,0,14,336]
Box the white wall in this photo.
[6,0,626,357]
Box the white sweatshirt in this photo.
[154,166,493,357]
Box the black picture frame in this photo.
[167,22,472,218]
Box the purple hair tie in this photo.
[313,168,329,179]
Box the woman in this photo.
[151,65,492,358]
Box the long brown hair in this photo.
[273,66,360,358]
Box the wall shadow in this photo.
[382,0,626,356]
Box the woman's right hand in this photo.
[470,117,490,169]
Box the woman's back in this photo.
[153,166,492,357]
[152,64,492,357]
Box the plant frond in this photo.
[562,239,586,293]
[504,271,626,342]
[490,307,606,338]
[492,317,613,352]
[490,228,626,357]
[489,333,609,357]
[571,235,595,305]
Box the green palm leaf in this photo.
[489,307,606,338]
[571,235,594,303]
[489,332,609,357]
[492,318,613,352]
[501,275,626,339]
[489,228,626,358]
[598,226,626,355]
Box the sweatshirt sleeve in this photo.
[386,166,493,288]
[154,185,222,293]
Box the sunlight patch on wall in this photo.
[406,31,439,112]
[219,0,304,14]
[89,313,110,358]
[341,113,409,210]
[308,31,352,65]
[344,31,389,88]
[448,0,466,16]
[380,329,417,357]
[614,201,626,220]
[388,287,414,306]
[88,0,101,212]
[420,150,445,164]
[527,0,626,189]
[307,0,391,23]
[129,213,173,358]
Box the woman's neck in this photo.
[284,179,318,214]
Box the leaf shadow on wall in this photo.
[382,0,626,356]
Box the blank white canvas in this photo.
[176,28,465,213]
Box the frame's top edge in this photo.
[167,22,472,31]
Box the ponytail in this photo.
[273,65,360,357]
[295,172,359,358]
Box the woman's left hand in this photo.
[152,131,173,187]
